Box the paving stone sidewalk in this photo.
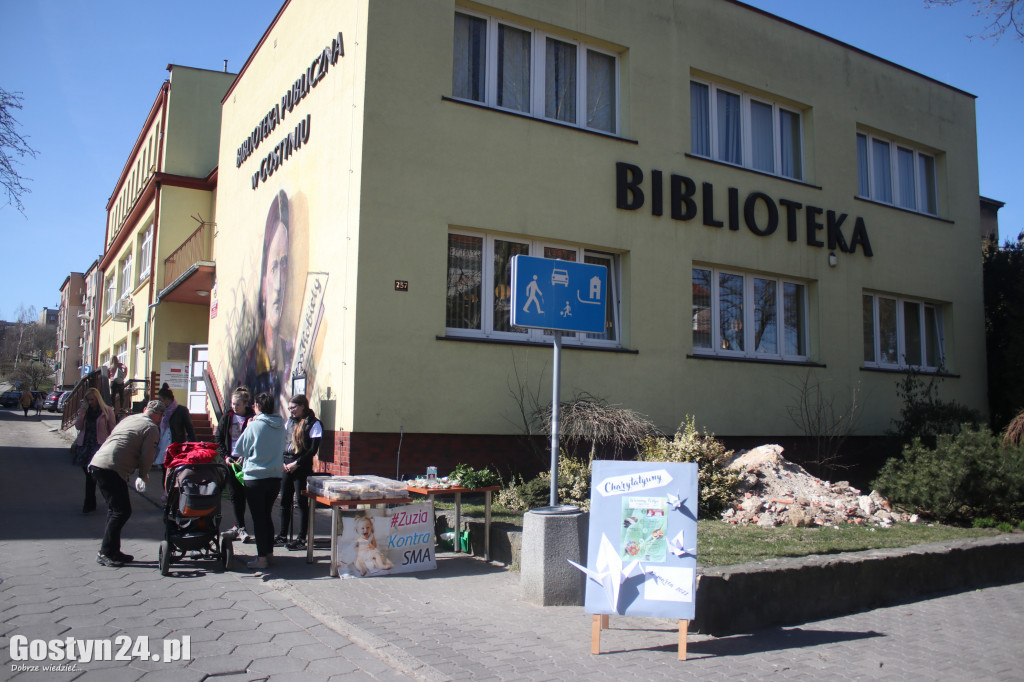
[0,409,414,682]
[3,409,1023,681]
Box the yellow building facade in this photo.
[98,65,234,409]
[209,0,988,477]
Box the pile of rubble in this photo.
[719,444,918,528]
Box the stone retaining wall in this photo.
[450,513,1024,636]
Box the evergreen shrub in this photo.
[873,425,1024,523]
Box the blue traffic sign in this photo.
[511,255,607,334]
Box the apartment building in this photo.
[96,65,234,411]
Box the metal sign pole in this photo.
[549,331,562,507]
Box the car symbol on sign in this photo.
[551,268,569,286]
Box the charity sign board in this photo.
[335,502,437,578]
[575,460,698,619]
[511,255,607,334]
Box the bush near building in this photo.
[638,416,741,518]
[872,425,1024,524]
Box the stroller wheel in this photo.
[158,540,172,576]
[221,538,234,571]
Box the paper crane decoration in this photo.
[568,533,641,611]
[667,529,697,558]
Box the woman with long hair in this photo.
[276,394,322,550]
[73,388,116,513]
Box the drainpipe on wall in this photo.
[138,301,159,401]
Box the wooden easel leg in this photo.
[678,619,689,660]
[591,615,602,654]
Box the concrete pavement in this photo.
[2,407,1023,680]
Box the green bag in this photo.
[229,461,244,485]
[438,529,470,552]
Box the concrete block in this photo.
[520,509,588,606]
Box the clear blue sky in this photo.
[1,0,1020,321]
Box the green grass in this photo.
[694,520,1000,567]
[441,500,1006,567]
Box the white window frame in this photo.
[137,224,153,283]
[691,266,809,362]
[115,341,128,370]
[119,254,133,297]
[856,132,939,216]
[862,293,945,371]
[445,229,621,348]
[452,10,620,135]
[690,79,805,181]
[105,276,117,316]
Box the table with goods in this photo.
[302,475,412,577]
[406,464,501,562]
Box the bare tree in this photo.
[505,353,548,465]
[11,361,53,391]
[784,371,862,475]
[926,0,1024,41]
[0,88,38,215]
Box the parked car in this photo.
[43,391,63,412]
[0,391,21,408]
[57,391,73,411]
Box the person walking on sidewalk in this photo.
[19,388,33,418]
[276,394,322,551]
[88,400,164,567]
[217,386,255,543]
[234,391,286,570]
[73,388,116,514]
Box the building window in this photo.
[137,224,153,283]
[105,276,116,317]
[452,11,619,134]
[115,341,128,370]
[446,230,621,347]
[862,293,944,370]
[120,255,133,296]
[856,132,938,215]
[690,80,804,181]
[692,267,808,360]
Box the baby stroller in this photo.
[158,442,232,575]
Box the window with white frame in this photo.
[115,341,128,369]
[452,10,619,134]
[692,266,808,360]
[862,293,944,370]
[690,80,804,181]
[119,255,133,297]
[137,224,153,283]
[856,132,938,215]
[446,230,621,346]
[105,276,116,316]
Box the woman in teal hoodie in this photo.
[234,391,287,569]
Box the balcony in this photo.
[159,222,215,305]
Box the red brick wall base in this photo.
[314,430,548,480]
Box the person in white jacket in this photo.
[233,391,286,569]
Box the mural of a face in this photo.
[262,221,288,332]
